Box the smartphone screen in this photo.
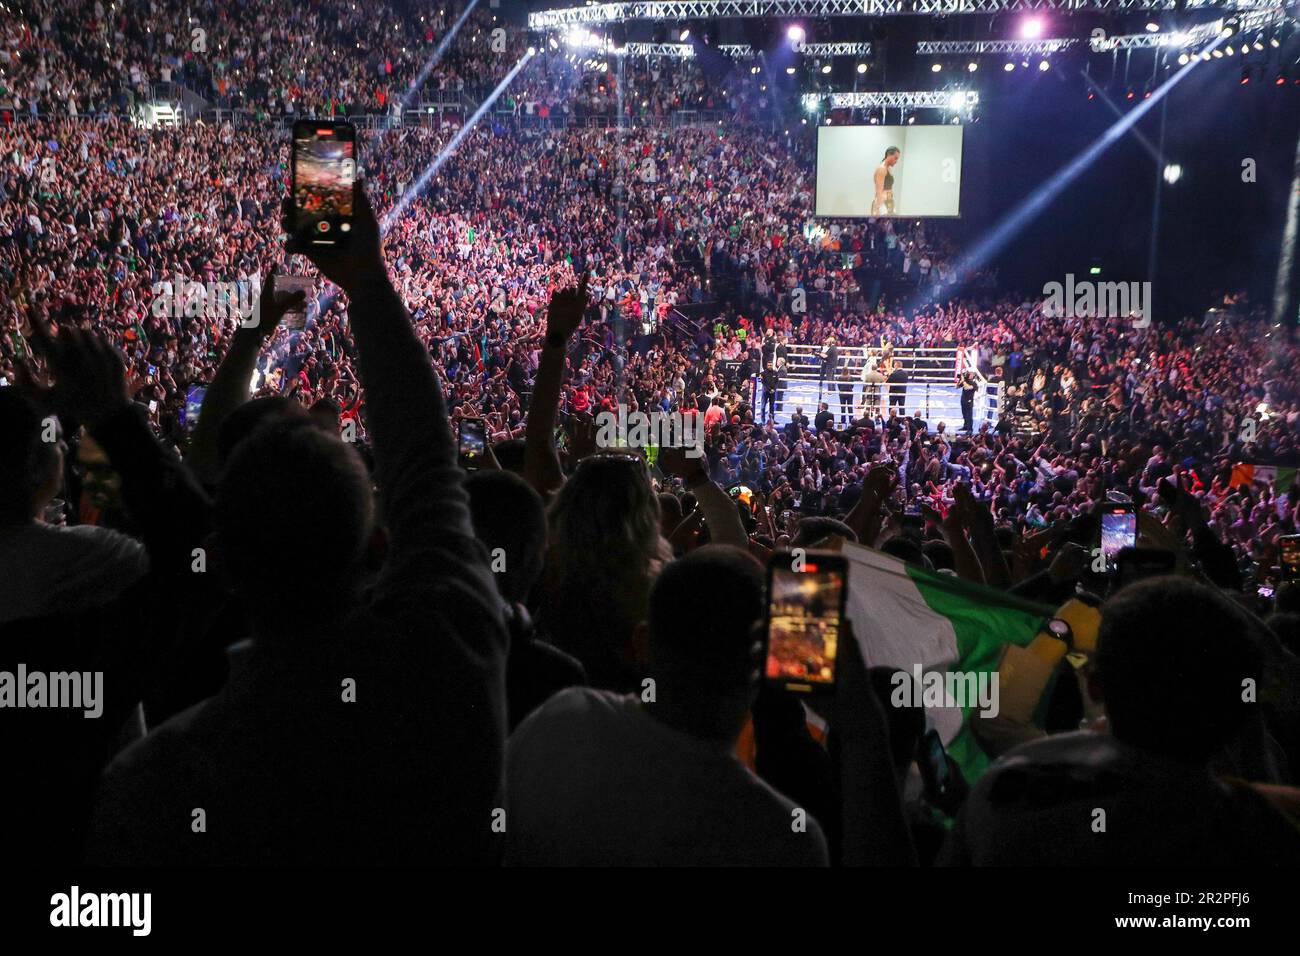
[1280,535,1300,582]
[291,121,356,245]
[918,728,950,796]
[1100,505,1137,570]
[764,552,847,693]
[1114,546,1176,589]
[182,384,206,432]
[458,418,486,470]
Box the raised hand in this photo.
[26,317,129,430]
[546,271,590,343]
[659,444,708,484]
[285,180,385,296]
[247,273,309,338]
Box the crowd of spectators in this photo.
[2,6,1300,869]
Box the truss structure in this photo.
[800,42,874,55]
[826,89,980,108]
[916,38,1078,54]
[1089,6,1293,50]
[528,0,1279,30]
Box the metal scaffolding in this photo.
[826,90,980,108]
[916,39,1079,54]
[528,0,1276,30]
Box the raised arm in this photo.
[288,183,501,626]
[186,274,306,486]
[523,274,589,497]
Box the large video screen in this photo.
[815,125,964,218]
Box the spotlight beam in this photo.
[1081,72,1165,166]
[399,0,483,111]
[1271,126,1300,327]
[317,51,537,315]
[386,51,537,230]
[912,35,1221,310]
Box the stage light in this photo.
[527,45,536,55]
[1253,38,1264,51]
[1020,17,1044,40]
[787,25,805,45]
[1270,37,1280,48]
[1177,52,1189,65]
[1225,45,1233,56]
[967,61,977,72]
[821,63,831,74]
[548,36,558,50]
[1240,43,1248,55]
[1241,67,1251,84]
[1277,72,1287,86]
[786,66,796,74]
[679,28,690,41]
[1004,62,1015,72]
[951,116,959,124]
[1038,60,1050,72]
[1145,22,1159,33]
[1200,51,1212,61]
[1163,163,1183,185]
[857,62,867,74]
[907,116,916,124]
[949,91,966,109]
[1126,88,1135,99]
[931,62,942,72]
[1222,16,1240,39]
[1087,90,1095,100]
[1211,49,1223,58]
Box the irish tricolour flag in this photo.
[842,543,1051,782]
[1229,463,1298,491]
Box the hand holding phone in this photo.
[763,551,848,694]
[290,121,356,246]
[1099,502,1137,572]
[458,417,486,470]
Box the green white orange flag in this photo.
[842,542,1052,782]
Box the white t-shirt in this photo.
[0,522,148,624]
[506,687,829,866]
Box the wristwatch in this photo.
[1045,617,1073,648]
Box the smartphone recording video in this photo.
[1113,547,1176,590]
[458,417,486,470]
[291,121,356,245]
[917,728,951,800]
[1099,503,1137,571]
[764,552,848,694]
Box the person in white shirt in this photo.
[0,391,147,625]
[506,546,829,866]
